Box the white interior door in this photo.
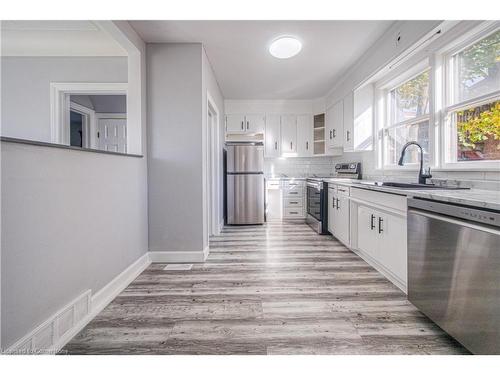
[98,118,127,153]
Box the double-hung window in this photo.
[381,68,431,167]
[443,27,500,167]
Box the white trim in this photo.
[148,247,210,263]
[50,82,127,146]
[3,247,213,354]
[90,253,151,316]
[4,253,150,354]
[5,290,92,354]
[350,247,407,294]
[69,102,96,149]
[207,90,221,237]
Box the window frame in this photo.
[440,24,500,170]
[376,59,433,170]
[374,21,500,172]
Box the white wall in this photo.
[325,20,500,184]
[1,57,128,142]
[202,47,225,243]
[0,142,148,348]
[265,156,337,178]
[147,43,206,256]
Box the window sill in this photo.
[0,136,143,158]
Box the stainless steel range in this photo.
[306,162,361,234]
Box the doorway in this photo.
[206,92,220,238]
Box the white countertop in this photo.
[325,178,500,211]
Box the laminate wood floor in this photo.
[63,222,468,355]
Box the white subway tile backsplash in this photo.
[264,151,500,191]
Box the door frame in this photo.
[50,82,127,147]
[69,102,95,148]
[207,91,221,237]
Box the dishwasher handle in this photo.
[409,208,500,236]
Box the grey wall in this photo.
[147,43,205,254]
[1,57,128,142]
[1,141,148,348]
[201,47,225,245]
[71,95,127,114]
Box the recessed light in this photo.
[269,36,302,59]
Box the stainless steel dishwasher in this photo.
[407,198,500,354]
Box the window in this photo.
[445,28,500,165]
[383,69,431,167]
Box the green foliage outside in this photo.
[457,101,500,149]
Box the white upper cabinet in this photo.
[245,114,265,134]
[226,114,265,134]
[353,83,374,151]
[264,114,281,158]
[296,114,313,157]
[226,114,246,133]
[343,92,354,152]
[281,115,297,154]
[325,100,344,149]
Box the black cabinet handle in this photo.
[378,217,384,234]
[274,141,277,150]
[306,141,309,150]
[346,130,350,142]
[332,198,335,208]
[336,198,340,210]
[246,121,249,130]
[370,214,375,230]
[330,130,332,139]
[332,129,336,138]
[241,121,244,130]
[290,142,293,150]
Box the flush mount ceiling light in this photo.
[269,36,302,59]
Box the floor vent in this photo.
[163,264,193,271]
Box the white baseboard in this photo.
[91,253,151,315]
[5,252,151,354]
[350,247,407,294]
[148,246,209,263]
[4,246,214,354]
[5,290,92,354]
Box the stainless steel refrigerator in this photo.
[225,142,265,225]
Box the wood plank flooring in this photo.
[63,222,468,355]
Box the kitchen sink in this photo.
[353,181,470,190]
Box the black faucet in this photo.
[398,141,432,185]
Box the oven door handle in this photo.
[306,182,321,190]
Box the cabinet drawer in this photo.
[283,187,304,197]
[266,180,282,190]
[351,187,406,212]
[336,185,350,196]
[283,207,305,218]
[284,197,303,207]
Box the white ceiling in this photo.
[131,21,394,99]
[1,21,127,56]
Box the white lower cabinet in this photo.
[328,184,350,247]
[351,187,408,291]
[357,205,382,261]
[335,193,350,246]
[266,179,306,221]
[378,213,407,283]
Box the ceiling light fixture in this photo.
[269,36,302,59]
